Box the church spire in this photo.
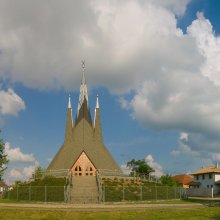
[94,94,102,142]
[77,60,89,117]
[75,60,92,126]
[64,95,73,144]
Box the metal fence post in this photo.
[17,186,19,201]
[122,184,125,201]
[166,186,168,200]
[140,186,142,201]
[155,185,157,201]
[103,186,105,203]
[64,186,65,203]
[45,185,47,202]
[29,185,31,201]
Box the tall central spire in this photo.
[77,60,89,117]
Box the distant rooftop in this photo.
[191,166,220,175]
[174,174,192,184]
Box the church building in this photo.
[48,63,121,177]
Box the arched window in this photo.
[79,166,82,171]
[90,167,93,171]
[75,166,78,171]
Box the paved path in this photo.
[0,202,204,211]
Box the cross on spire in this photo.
[81,60,86,84]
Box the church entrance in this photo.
[71,151,96,176]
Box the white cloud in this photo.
[3,142,39,184]
[0,88,25,116]
[187,12,220,86]
[7,165,36,184]
[180,132,188,142]
[4,142,35,162]
[145,154,164,177]
[171,132,220,167]
[0,0,190,93]
[9,169,23,179]
[0,1,220,165]
[120,164,131,175]
[146,0,190,16]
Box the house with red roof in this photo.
[174,174,193,188]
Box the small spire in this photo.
[96,94,99,109]
[68,94,72,109]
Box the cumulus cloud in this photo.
[3,142,39,184]
[4,142,35,162]
[187,12,220,86]
[7,165,36,184]
[171,132,220,166]
[120,164,131,175]
[0,1,220,164]
[0,88,25,116]
[145,154,164,177]
[0,0,190,93]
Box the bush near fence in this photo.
[3,176,66,202]
[102,177,183,202]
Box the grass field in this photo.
[0,206,220,220]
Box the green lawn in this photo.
[0,207,220,220]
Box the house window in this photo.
[211,185,213,188]
[196,175,199,180]
[207,185,209,188]
[202,174,205,179]
[209,173,212,179]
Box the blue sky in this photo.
[1,0,220,183]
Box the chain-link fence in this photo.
[3,186,65,202]
[2,185,186,203]
[102,185,186,202]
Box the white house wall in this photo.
[214,174,220,182]
[193,173,220,194]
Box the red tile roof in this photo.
[174,174,193,184]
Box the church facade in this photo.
[48,65,121,177]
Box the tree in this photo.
[160,174,177,187]
[0,133,8,180]
[127,159,154,177]
[33,166,44,179]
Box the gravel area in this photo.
[0,202,204,211]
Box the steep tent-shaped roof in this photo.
[47,63,121,173]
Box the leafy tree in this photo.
[0,132,8,180]
[160,174,177,187]
[33,166,44,179]
[127,159,154,177]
